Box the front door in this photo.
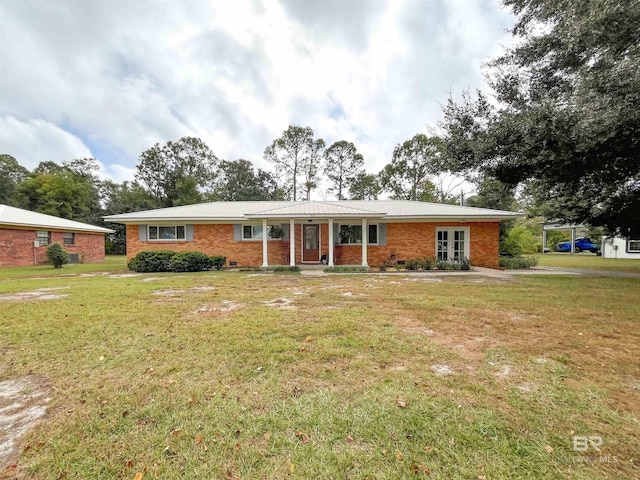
[303,224,320,262]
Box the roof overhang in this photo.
[105,214,519,224]
[244,213,384,219]
[1,221,114,234]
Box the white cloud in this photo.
[0,0,515,188]
[0,116,92,170]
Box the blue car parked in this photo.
[556,237,600,253]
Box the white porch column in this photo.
[542,230,548,253]
[328,219,334,266]
[361,217,368,267]
[262,218,268,267]
[570,227,576,254]
[289,219,296,266]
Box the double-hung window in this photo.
[63,232,75,245]
[242,225,263,240]
[36,230,51,246]
[436,228,469,261]
[240,225,285,241]
[627,239,640,253]
[337,224,378,245]
[148,225,186,241]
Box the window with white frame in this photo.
[36,230,51,246]
[148,225,186,240]
[63,232,75,245]
[242,225,285,240]
[337,224,378,245]
[243,225,263,240]
[627,239,640,252]
[436,228,469,261]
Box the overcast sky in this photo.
[0,0,514,188]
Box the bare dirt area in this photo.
[152,286,216,297]
[193,300,245,317]
[0,376,51,471]
[0,288,69,302]
[262,297,296,309]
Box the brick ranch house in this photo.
[0,204,113,267]
[105,200,519,269]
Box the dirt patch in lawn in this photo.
[394,316,436,337]
[0,288,69,302]
[0,376,51,470]
[140,276,177,282]
[262,298,296,309]
[424,305,640,415]
[193,300,244,317]
[79,272,141,278]
[152,286,216,297]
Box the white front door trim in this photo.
[301,223,322,263]
[435,226,470,261]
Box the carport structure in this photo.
[541,221,586,254]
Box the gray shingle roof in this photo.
[104,200,520,223]
[0,204,114,233]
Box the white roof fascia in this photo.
[1,204,114,233]
[106,217,248,223]
[381,214,522,222]
[0,221,114,233]
[107,214,517,223]
[244,212,384,219]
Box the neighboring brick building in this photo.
[0,204,113,267]
[106,200,519,269]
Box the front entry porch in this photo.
[259,218,372,268]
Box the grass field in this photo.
[0,259,639,479]
[535,253,640,273]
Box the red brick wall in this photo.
[127,224,282,267]
[0,227,106,267]
[126,221,501,268]
[332,222,499,268]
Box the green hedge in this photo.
[210,255,226,271]
[169,252,213,272]
[499,256,539,270]
[404,257,470,271]
[406,257,435,271]
[128,250,177,272]
[324,266,371,273]
[128,251,227,272]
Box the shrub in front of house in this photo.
[404,256,470,271]
[419,257,435,270]
[406,258,420,271]
[439,258,470,271]
[46,243,69,268]
[324,266,371,273]
[436,259,461,271]
[128,251,228,272]
[128,250,177,272]
[499,255,539,270]
[209,255,227,271]
[169,252,214,272]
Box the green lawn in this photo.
[0,263,638,479]
[0,255,129,279]
[534,253,640,272]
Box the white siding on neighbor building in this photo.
[601,236,640,259]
